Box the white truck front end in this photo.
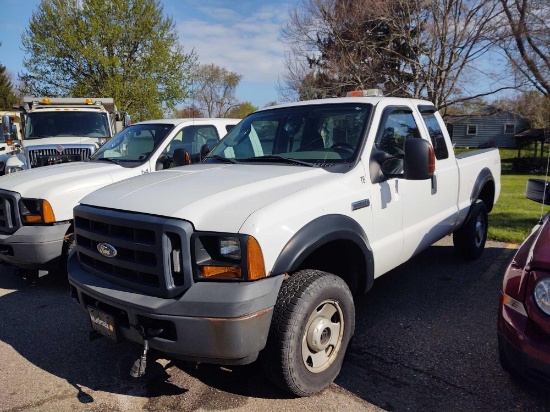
[0,118,240,277]
[5,97,124,175]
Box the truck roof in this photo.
[23,97,117,113]
[135,118,241,126]
[256,96,436,111]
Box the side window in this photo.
[370,107,420,183]
[164,130,183,156]
[165,125,220,157]
[374,109,419,156]
[420,110,449,160]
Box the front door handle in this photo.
[431,174,437,195]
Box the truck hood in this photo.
[0,161,120,200]
[22,136,100,148]
[80,163,338,232]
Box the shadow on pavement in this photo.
[0,268,185,403]
[335,242,550,411]
[2,241,550,410]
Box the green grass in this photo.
[453,147,550,242]
[489,174,550,243]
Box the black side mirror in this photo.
[403,139,435,180]
[156,154,172,170]
[2,115,12,139]
[200,143,210,161]
[173,147,191,166]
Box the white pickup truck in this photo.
[0,118,239,279]
[67,93,500,396]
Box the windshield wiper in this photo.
[242,155,315,167]
[207,154,239,164]
[95,157,121,164]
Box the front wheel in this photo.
[453,200,488,260]
[261,269,355,397]
[56,232,75,279]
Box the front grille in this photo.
[0,190,21,234]
[28,147,93,167]
[74,205,194,298]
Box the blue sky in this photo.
[0,0,292,108]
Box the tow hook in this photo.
[130,325,163,378]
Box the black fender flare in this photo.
[470,167,495,212]
[271,214,375,293]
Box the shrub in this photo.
[510,157,550,174]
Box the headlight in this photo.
[534,278,550,315]
[97,138,110,146]
[19,198,56,224]
[6,166,23,174]
[194,234,266,281]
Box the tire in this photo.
[453,200,488,260]
[261,269,355,397]
[497,334,515,375]
[56,232,75,279]
[526,178,550,205]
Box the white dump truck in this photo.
[0,97,129,175]
[0,110,25,174]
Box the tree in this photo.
[0,64,19,110]
[227,102,258,119]
[0,43,19,110]
[498,0,550,97]
[495,91,550,129]
[193,64,242,117]
[20,0,197,121]
[279,0,511,112]
[280,0,421,100]
[173,106,204,118]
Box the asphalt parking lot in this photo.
[1,237,549,411]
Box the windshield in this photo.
[91,123,174,162]
[208,103,371,165]
[24,111,111,139]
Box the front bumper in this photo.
[68,253,283,365]
[498,301,550,386]
[0,223,71,270]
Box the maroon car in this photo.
[498,179,550,386]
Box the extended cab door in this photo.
[417,106,459,235]
[367,103,440,275]
[391,105,459,264]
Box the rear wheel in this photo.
[261,269,355,396]
[453,200,488,260]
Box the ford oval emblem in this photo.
[97,242,117,258]
[56,145,64,153]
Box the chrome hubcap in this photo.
[302,299,344,373]
[475,215,485,247]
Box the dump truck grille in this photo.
[28,147,93,167]
[74,205,193,298]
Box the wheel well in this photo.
[295,239,366,295]
[478,180,495,212]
